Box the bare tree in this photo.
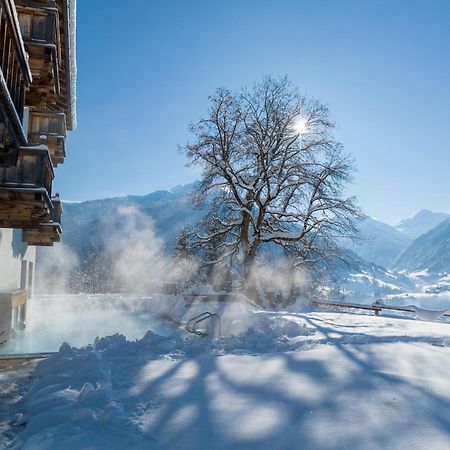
[183,76,360,284]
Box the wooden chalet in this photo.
[0,0,75,348]
[0,0,75,247]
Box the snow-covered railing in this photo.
[311,300,450,321]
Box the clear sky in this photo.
[56,0,450,225]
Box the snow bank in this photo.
[409,305,449,321]
[8,312,314,449]
[7,312,450,449]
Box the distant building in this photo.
[0,0,76,346]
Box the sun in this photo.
[293,117,309,134]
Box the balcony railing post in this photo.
[0,10,3,64]
[0,0,32,156]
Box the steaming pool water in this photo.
[3,292,450,356]
[1,294,181,355]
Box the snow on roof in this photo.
[67,0,77,130]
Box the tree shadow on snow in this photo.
[120,318,450,450]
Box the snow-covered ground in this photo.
[3,298,450,450]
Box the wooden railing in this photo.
[22,191,62,245]
[0,145,53,194]
[22,218,61,245]
[311,300,450,318]
[16,1,61,101]
[0,0,32,125]
[28,109,66,144]
[16,2,58,46]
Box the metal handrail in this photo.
[186,312,221,337]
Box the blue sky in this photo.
[56,0,450,224]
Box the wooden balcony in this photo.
[16,0,76,129]
[27,109,66,165]
[16,0,60,108]
[23,192,62,246]
[0,144,54,228]
[0,0,33,166]
[22,219,60,245]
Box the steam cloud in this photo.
[36,205,314,306]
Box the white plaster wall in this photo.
[0,228,36,292]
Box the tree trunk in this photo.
[243,241,260,303]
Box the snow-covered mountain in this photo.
[325,249,415,299]
[59,183,205,258]
[395,217,450,276]
[346,217,411,268]
[36,184,450,297]
[59,186,410,271]
[396,209,450,239]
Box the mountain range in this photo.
[395,218,450,275]
[396,209,450,239]
[60,183,204,257]
[345,217,412,268]
[37,183,450,297]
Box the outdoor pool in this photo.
[1,294,180,355]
